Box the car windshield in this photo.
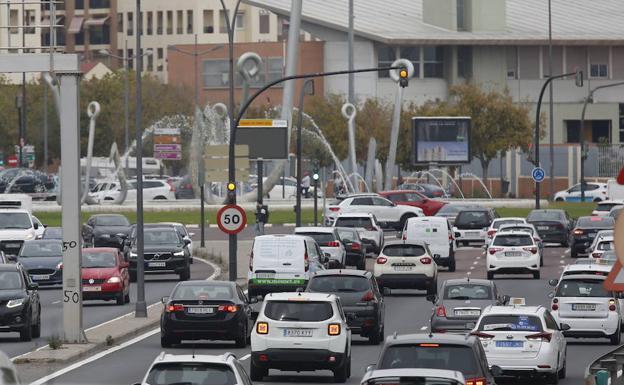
[556,279,611,297]
[308,275,371,293]
[444,284,492,300]
[0,271,22,290]
[0,212,31,229]
[597,241,613,251]
[335,217,373,228]
[500,226,534,236]
[297,232,335,246]
[43,228,62,239]
[264,301,333,322]
[379,345,479,377]
[82,251,117,268]
[527,211,563,221]
[336,229,358,242]
[366,377,460,385]
[493,219,524,229]
[478,315,543,332]
[173,284,234,300]
[454,211,489,226]
[577,217,614,228]
[145,363,236,385]
[382,244,426,257]
[492,234,533,247]
[95,216,130,226]
[143,230,180,245]
[20,241,62,257]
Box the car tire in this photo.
[540,256,544,267]
[116,291,125,305]
[610,327,621,345]
[333,352,350,383]
[558,352,567,379]
[546,372,560,384]
[594,198,602,202]
[555,197,564,202]
[356,257,366,271]
[20,313,32,342]
[369,325,384,345]
[160,333,179,348]
[487,272,494,280]
[90,236,95,248]
[426,279,437,296]
[448,257,456,272]
[570,249,578,258]
[250,361,267,381]
[399,214,415,231]
[179,266,191,281]
[235,325,247,348]
[32,309,41,338]
[533,271,541,279]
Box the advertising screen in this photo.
[412,117,471,164]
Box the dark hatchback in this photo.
[569,216,615,258]
[307,269,385,344]
[16,240,63,286]
[0,264,41,341]
[160,280,254,348]
[82,214,131,249]
[527,209,574,247]
[335,227,367,269]
[128,227,191,281]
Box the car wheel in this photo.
[594,198,602,202]
[546,371,560,384]
[124,292,130,303]
[558,352,567,379]
[448,257,456,272]
[399,214,415,231]
[333,351,349,383]
[610,327,621,345]
[160,333,179,348]
[533,271,541,279]
[250,361,267,381]
[90,236,95,247]
[20,313,32,342]
[426,279,437,295]
[570,249,578,258]
[32,309,41,338]
[487,272,494,280]
[540,256,544,267]
[235,324,247,348]
[116,291,125,305]
[369,325,383,345]
[179,266,191,281]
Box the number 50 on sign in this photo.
[217,204,247,235]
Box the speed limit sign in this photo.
[216,204,247,235]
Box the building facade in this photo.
[0,0,43,82]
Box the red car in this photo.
[81,247,130,305]
[378,190,446,216]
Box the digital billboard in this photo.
[412,117,471,164]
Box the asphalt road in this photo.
[26,243,615,385]
[2,258,215,359]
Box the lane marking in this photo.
[476,256,481,260]
[560,255,565,259]
[472,261,478,265]
[420,326,427,330]
[466,271,472,275]
[470,266,475,270]
[240,354,251,361]
[559,260,564,264]
[51,300,61,305]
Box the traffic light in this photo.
[398,67,409,88]
[312,172,319,183]
[226,182,236,203]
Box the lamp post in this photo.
[579,81,624,202]
[296,79,315,227]
[313,172,319,226]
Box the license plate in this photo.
[283,328,313,337]
[467,231,480,236]
[256,273,275,279]
[537,226,548,230]
[573,304,596,311]
[5,243,20,248]
[496,340,524,348]
[83,286,101,292]
[187,307,214,314]
[454,309,480,317]
[393,265,413,271]
[30,274,49,281]
[505,251,523,257]
[148,261,166,268]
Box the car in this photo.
[91,179,177,202]
[554,182,608,202]
[160,280,255,348]
[135,352,252,385]
[453,208,498,246]
[569,216,614,258]
[402,216,456,271]
[124,223,195,262]
[471,303,567,383]
[435,204,484,226]
[332,213,384,255]
[398,182,448,198]
[526,209,574,247]
[41,226,62,240]
[430,279,509,333]
[370,333,497,385]
[325,193,424,230]
[156,222,195,260]
[374,241,438,295]
[334,227,367,270]
[170,175,196,199]
[128,226,191,282]
[0,168,55,194]
[586,234,613,259]
[361,368,466,385]
[0,350,20,384]
[0,250,6,264]
[378,190,447,216]
[0,207,40,256]
[81,248,130,305]
[592,200,624,216]
[249,176,298,200]
[485,217,527,244]
[250,292,352,382]
[486,231,541,279]
[497,223,544,262]
[549,273,621,345]
[0,264,41,341]
[31,216,45,239]
[609,205,624,219]
[247,234,327,298]
[82,214,131,249]
[306,269,385,344]
[294,227,347,268]
[16,240,63,285]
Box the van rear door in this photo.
[407,218,449,259]
[252,237,306,279]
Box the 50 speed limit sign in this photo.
[216,204,247,235]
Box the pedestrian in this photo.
[254,201,268,236]
[301,172,311,198]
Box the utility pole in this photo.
[20,0,26,167]
[548,0,555,201]
[348,0,354,103]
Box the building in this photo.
[0,0,43,82]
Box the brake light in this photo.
[419,343,440,347]
[448,233,453,241]
[436,305,446,317]
[402,233,407,241]
[304,252,309,271]
[573,229,584,235]
[487,229,497,237]
[256,322,269,334]
[218,304,238,313]
[376,257,387,264]
[592,252,602,258]
[361,290,375,302]
[328,323,341,335]
[489,247,502,255]
[185,183,193,189]
[466,377,487,385]
[166,304,184,313]
[609,299,617,311]
[326,241,340,247]
[470,331,494,339]
[329,207,340,212]
[523,246,538,254]
[249,251,254,272]
[420,256,432,264]
[526,332,552,342]
[351,242,361,251]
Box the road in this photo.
[25,240,614,385]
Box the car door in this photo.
[566,184,582,201]
[543,310,565,366]
[346,197,375,215]
[371,197,396,223]
[371,277,384,324]
[22,269,39,319]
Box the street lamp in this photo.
[98,46,153,174]
[579,81,624,201]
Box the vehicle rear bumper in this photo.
[251,349,346,371]
[375,274,434,289]
[342,306,378,336]
[557,316,619,336]
[247,279,307,296]
[537,231,567,244]
[431,316,479,332]
[162,317,243,340]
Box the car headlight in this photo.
[25,233,35,240]
[106,276,122,283]
[173,251,185,257]
[129,252,137,259]
[99,234,110,238]
[7,298,24,308]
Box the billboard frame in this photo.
[411,116,472,165]
[235,119,289,160]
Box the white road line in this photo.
[476,257,481,260]
[240,354,251,361]
[470,266,475,270]
[466,271,472,275]
[559,260,565,264]
[420,326,427,330]
[29,328,161,385]
[472,261,478,265]
[51,300,61,305]
[560,255,566,259]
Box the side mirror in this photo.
[161,296,169,304]
[454,232,461,238]
[27,283,39,290]
[548,279,558,287]
[184,238,191,245]
[365,364,376,373]
[490,365,503,377]
[249,296,258,304]
[547,292,555,299]
[425,294,438,303]
[33,222,39,230]
[559,323,571,331]
[43,224,48,228]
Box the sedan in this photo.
[569,216,614,258]
[82,214,131,249]
[81,248,131,305]
[378,190,446,216]
[527,209,574,247]
[16,240,63,286]
[0,264,40,341]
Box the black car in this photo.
[128,227,191,281]
[307,269,385,344]
[16,240,63,286]
[82,214,131,249]
[0,168,55,194]
[160,280,255,347]
[124,223,193,262]
[172,175,196,199]
[527,209,575,247]
[41,227,62,239]
[454,208,497,246]
[569,216,615,258]
[0,264,41,341]
[335,227,366,269]
[435,204,483,226]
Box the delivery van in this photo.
[401,216,456,271]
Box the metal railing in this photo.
[585,345,624,385]
[597,144,624,178]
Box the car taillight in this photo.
[167,182,175,192]
[523,246,538,254]
[592,252,602,258]
[166,304,184,313]
[488,247,502,255]
[420,257,432,264]
[329,207,340,212]
[551,298,559,310]
[249,251,253,272]
[469,331,494,340]
[304,252,309,271]
[436,305,446,317]
[573,229,584,235]
[351,242,361,251]
[326,241,340,247]
[448,233,453,241]
[328,323,341,335]
[487,229,497,237]
[218,304,238,313]
[376,257,387,264]
[526,332,552,342]
[466,378,487,385]
[402,233,407,241]
[609,299,617,311]
[256,322,269,334]
[361,290,375,302]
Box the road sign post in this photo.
[217,204,247,235]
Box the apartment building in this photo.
[0,0,43,82]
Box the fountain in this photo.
[458,172,493,199]
[348,172,371,192]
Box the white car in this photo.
[136,352,251,385]
[91,179,176,202]
[360,368,466,385]
[250,292,352,382]
[294,227,346,268]
[554,182,608,202]
[373,241,438,295]
[471,303,567,383]
[592,200,624,216]
[32,215,45,239]
[587,235,613,259]
[486,231,541,279]
[325,193,423,230]
[485,217,527,244]
[332,213,384,255]
[550,274,621,344]
[0,208,39,256]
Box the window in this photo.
[259,9,270,34]
[127,49,134,69]
[589,47,609,78]
[89,23,110,44]
[187,10,193,34]
[9,10,18,34]
[176,10,183,34]
[127,12,133,36]
[24,10,36,34]
[378,45,396,78]
[157,48,163,71]
[308,275,371,293]
[235,12,245,29]
[379,345,478,373]
[203,10,214,33]
[591,64,608,78]
[89,0,110,8]
[506,46,518,79]
[424,46,444,78]
[264,301,333,322]
[352,197,373,206]
[117,12,123,33]
[75,0,84,9]
[156,11,163,34]
[381,244,426,257]
[518,46,540,79]
[565,120,580,143]
[457,46,472,78]
[478,315,543,332]
[166,11,173,34]
[203,59,229,87]
[400,46,420,78]
[219,10,228,33]
[456,0,466,31]
[146,12,152,35]
[372,197,393,207]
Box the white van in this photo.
[247,234,326,297]
[401,216,456,271]
[0,194,38,256]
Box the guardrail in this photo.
[585,344,624,385]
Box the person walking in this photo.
[254,201,268,236]
[301,172,311,198]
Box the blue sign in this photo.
[532,167,545,183]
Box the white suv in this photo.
[487,231,541,280]
[0,208,39,256]
[251,292,352,382]
[373,241,438,295]
[332,213,384,255]
[471,303,567,383]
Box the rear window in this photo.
[454,211,489,226]
[478,315,542,332]
[335,217,373,228]
[379,345,479,376]
[382,244,426,257]
[500,226,534,236]
[308,275,371,293]
[596,203,618,212]
[527,210,564,221]
[436,205,462,215]
[577,217,614,228]
[598,241,613,251]
[336,229,358,242]
[172,284,234,300]
[444,284,492,300]
[146,363,236,385]
[493,219,524,229]
[264,300,333,322]
[366,377,460,385]
[297,232,335,246]
[492,234,533,247]
[95,215,129,226]
[556,279,611,298]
